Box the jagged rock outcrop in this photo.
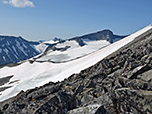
[0,30,152,114]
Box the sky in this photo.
[0,0,152,41]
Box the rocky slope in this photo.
[0,29,151,114]
[0,36,40,65]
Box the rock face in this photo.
[0,30,152,114]
[0,36,39,65]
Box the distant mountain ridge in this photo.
[0,35,39,65]
[0,29,127,65]
[45,29,127,46]
[69,29,127,45]
[36,29,127,63]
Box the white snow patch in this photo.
[68,104,101,114]
[22,43,27,49]
[16,40,28,56]
[2,56,6,61]
[56,40,79,49]
[3,48,9,54]
[34,43,48,53]
[12,46,18,55]
[44,40,59,44]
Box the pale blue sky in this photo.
[0,0,152,41]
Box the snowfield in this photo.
[44,39,59,44]
[37,40,110,62]
[34,43,48,53]
[0,25,152,101]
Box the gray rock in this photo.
[94,105,107,114]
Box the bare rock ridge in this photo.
[1,28,152,113]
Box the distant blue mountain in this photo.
[0,36,40,65]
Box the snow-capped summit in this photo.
[53,37,63,42]
[36,30,126,62]
[73,29,125,43]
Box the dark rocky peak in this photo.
[53,37,63,42]
[79,29,114,43]
[65,29,127,47]
[70,29,127,45]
